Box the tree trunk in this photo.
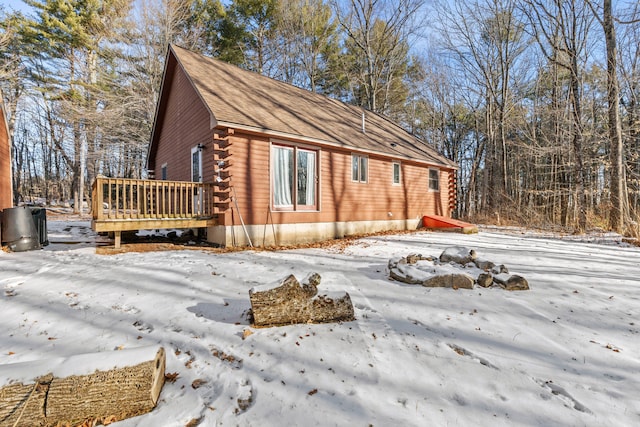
[0,346,165,427]
[569,56,588,231]
[249,273,355,327]
[604,0,625,232]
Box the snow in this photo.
[440,245,475,262]
[1,218,640,426]
[0,345,162,385]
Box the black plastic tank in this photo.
[0,206,41,251]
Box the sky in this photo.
[1,215,638,426]
[2,0,31,14]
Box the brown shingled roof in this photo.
[149,44,456,169]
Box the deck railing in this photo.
[92,177,217,221]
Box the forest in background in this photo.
[1,0,639,236]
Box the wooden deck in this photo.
[91,177,219,247]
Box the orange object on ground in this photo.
[422,215,478,234]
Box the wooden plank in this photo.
[92,218,216,233]
[171,182,177,218]
[128,180,134,219]
[94,180,103,220]
[115,180,121,220]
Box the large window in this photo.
[429,168,440,191]
[352,154,368,182]
[272,144,318,210]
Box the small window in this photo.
[161,163,167,180]
[191,146,202,182]
[392,162,401,185]
[352,154,368,183]
[429,169,440,191]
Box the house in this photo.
[0,91,12,211]
[144,44,458,247]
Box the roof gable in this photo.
[149,44,456,169]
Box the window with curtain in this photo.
[272,144,318,210]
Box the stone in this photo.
[406,253,432,264]
[389,250,528,292]
[504,275,529,291]
[491,264,509,275]
[493,274,529,290]
[439,246,477,265]
[423,273,475,289]
[476,272,493,288]
[492,273,510,286]
[389,265,425,284]
[474,258,495,271]
[388,256,474,289]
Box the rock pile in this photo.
[388,246,529,291]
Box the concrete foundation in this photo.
[207,218,422,247]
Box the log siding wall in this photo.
[218,131,452,228]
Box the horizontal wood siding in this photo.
[223,133,453,226]
[0,107,11,210]
[154,65,213,183]
[222,133,271,225]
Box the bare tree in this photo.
[435,0,530,210]
[587,0,640,232]
[524,0,594,231]
[331,0,425,114]
[617,3,640,220]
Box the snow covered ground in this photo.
[1,218,639,426]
